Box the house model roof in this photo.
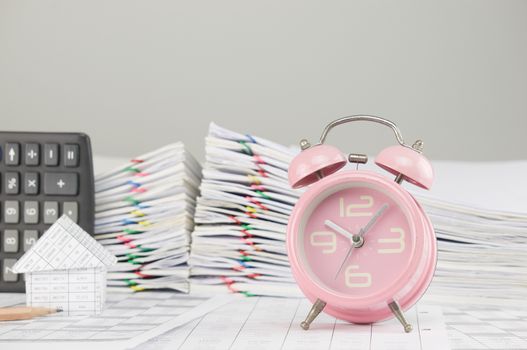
[13,215,117,274]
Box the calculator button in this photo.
[44,173,78,195]
[5,172,20,195]
[24,201,39,224]
[24,143,40,166]
[4,201,19,224]
[23,230,39,252]
[64,144,79,167]
[43,201,59,224]
[24,172,39,195]
[3,230,19,253]
[4,143,20,166]
[2,259,18,282]
[44,143,59,166]
[63,202,78,223]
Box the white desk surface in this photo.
[2,292,527,350]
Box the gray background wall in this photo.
[0,0,526,161]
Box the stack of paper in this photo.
[94,143,201,292]
[190,123,527,308]
[418,195,527,308]
[414,161,527,307]
[189,123,302,297]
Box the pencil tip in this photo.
[56,307,63,313]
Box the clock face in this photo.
[299,182,415,298]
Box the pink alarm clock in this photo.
[286,115,436,333]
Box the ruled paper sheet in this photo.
[0,292,233,350]
[137,297,450,350]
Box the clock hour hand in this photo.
[333,203,390,279]
[324,220,355,241]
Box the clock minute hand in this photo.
[357,203,389,238]
[333,203,390,279]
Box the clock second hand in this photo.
[333,203,389,279]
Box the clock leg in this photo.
[300,299,326,330]
[388,301,413,333]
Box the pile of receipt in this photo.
[94,143,201,292]
[189,123,301,297]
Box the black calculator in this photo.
[0,132,95,292]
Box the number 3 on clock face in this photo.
[300,182,414,298]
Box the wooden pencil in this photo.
[0,307,62,321]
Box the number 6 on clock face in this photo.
[345,265,372,288]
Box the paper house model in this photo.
[12,215,117,315]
